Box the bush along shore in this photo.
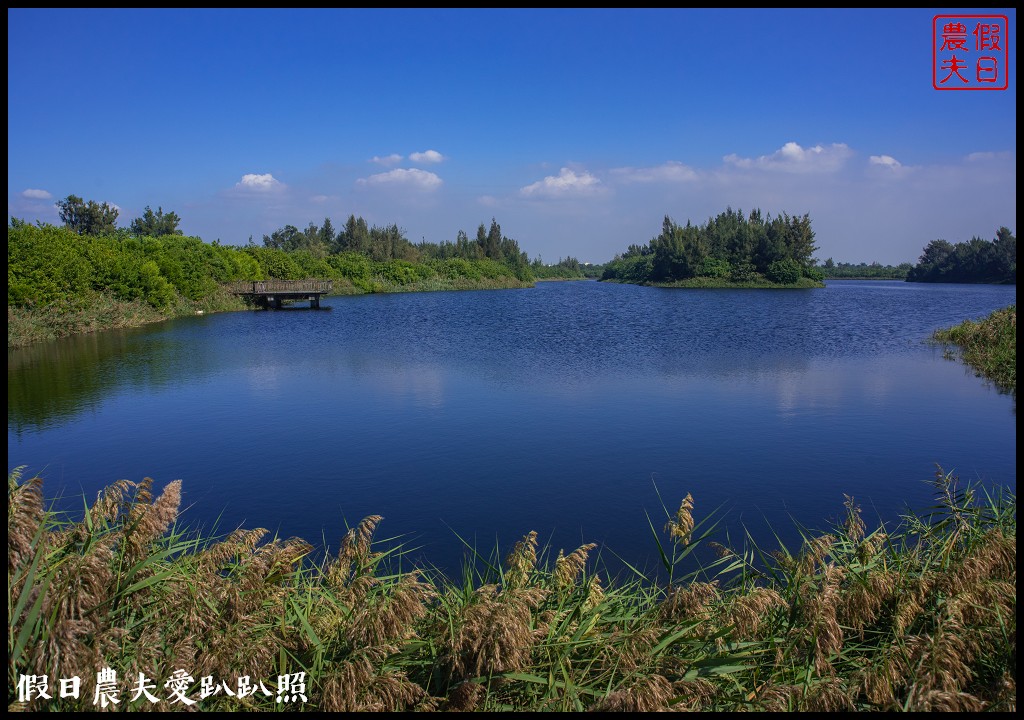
[932,305,1016,394]
[7,223,538,348]
[8,467,1015,712]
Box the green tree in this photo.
[337,215,370,254]
[367,223,414,261]
[484,218,503,260]
[652,217,705,281]
[907,231,1015,284]
[129,206,181,237]
[766,258,802,284]
[56,195,119,235]
[782,213,817,267]
[319,217,336,248]
[301,222,330,257]
[475,222,489,257]
[754,216,789,272]
[907,239,954,282]
[262,224,302,251]
[992,227,1016,282]
[455,229,480,259]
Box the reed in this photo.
[933,304,1016,393]
[8,466,1016,711]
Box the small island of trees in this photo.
[602,208,824,288]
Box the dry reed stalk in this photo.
[724,586,785,639]
[665,494,695,545]
[7,472,44,575]
[839,569,897,638]
[802,676,856,712]
[802,563,846,674]
[589,673,676,712]
[907,687,986,712]
[854,641,911,708]
[320,646,426,711]
[669,678,716,711]
[345,571,434,648]
[441,681,485,711]
[449,584,546,678]
[599,625,661,675]
[553,542,597,593]
[504,530,538,589]
[843,494,866,544]
[659,581,720,624]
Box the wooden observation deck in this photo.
[231,279,333,309]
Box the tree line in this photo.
[818,259,913,280]
[9,195,570,318]
[602,208,824,285]
[906,228,1015,284]
[47,195,535,278]
[260,215,533,279]
[530,256,592,280]
[53,195,182,238]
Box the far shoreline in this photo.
[601,277,825,290]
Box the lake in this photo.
[7,280,1017,581]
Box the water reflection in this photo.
[8,280,1016,579]
[9,323,211,433]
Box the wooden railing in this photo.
[229,279,333,294]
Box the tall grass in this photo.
[7,288,249,349]
[8,467,1015,711]
[933,304,1016,393]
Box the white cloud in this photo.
[22,188,52,199]
[409,149,445,164]
[965,151,1012,163]
[310,194,329,203]
[520,167,604,198]
[611,161,698,183]
[477,195,499,207]
[723,141,853,173]
[235,173,283,191]
[357,168,443,190]
[869,154,902,168]
[371,153,403,166]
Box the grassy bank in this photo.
[8,223,536,349]
[932,305,1016,393]
[340,274,532,295]
[8,468,1015,711]
[7,287,249,349]
[6,276,533,349]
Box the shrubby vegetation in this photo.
[530,256,590,280]
[8,467,1015,711]
[8,224,256,308]
[907,227,1016,284]
[602,209,825,288]
[933,305,1016,393]
[8,205,538,347]
[259,215,533,283]
[528,258,604,280]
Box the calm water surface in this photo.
[8,280,1017,579]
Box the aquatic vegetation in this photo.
[933,305,1016,393]
[8,466,1015,711]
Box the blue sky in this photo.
[7,8,1017,265]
